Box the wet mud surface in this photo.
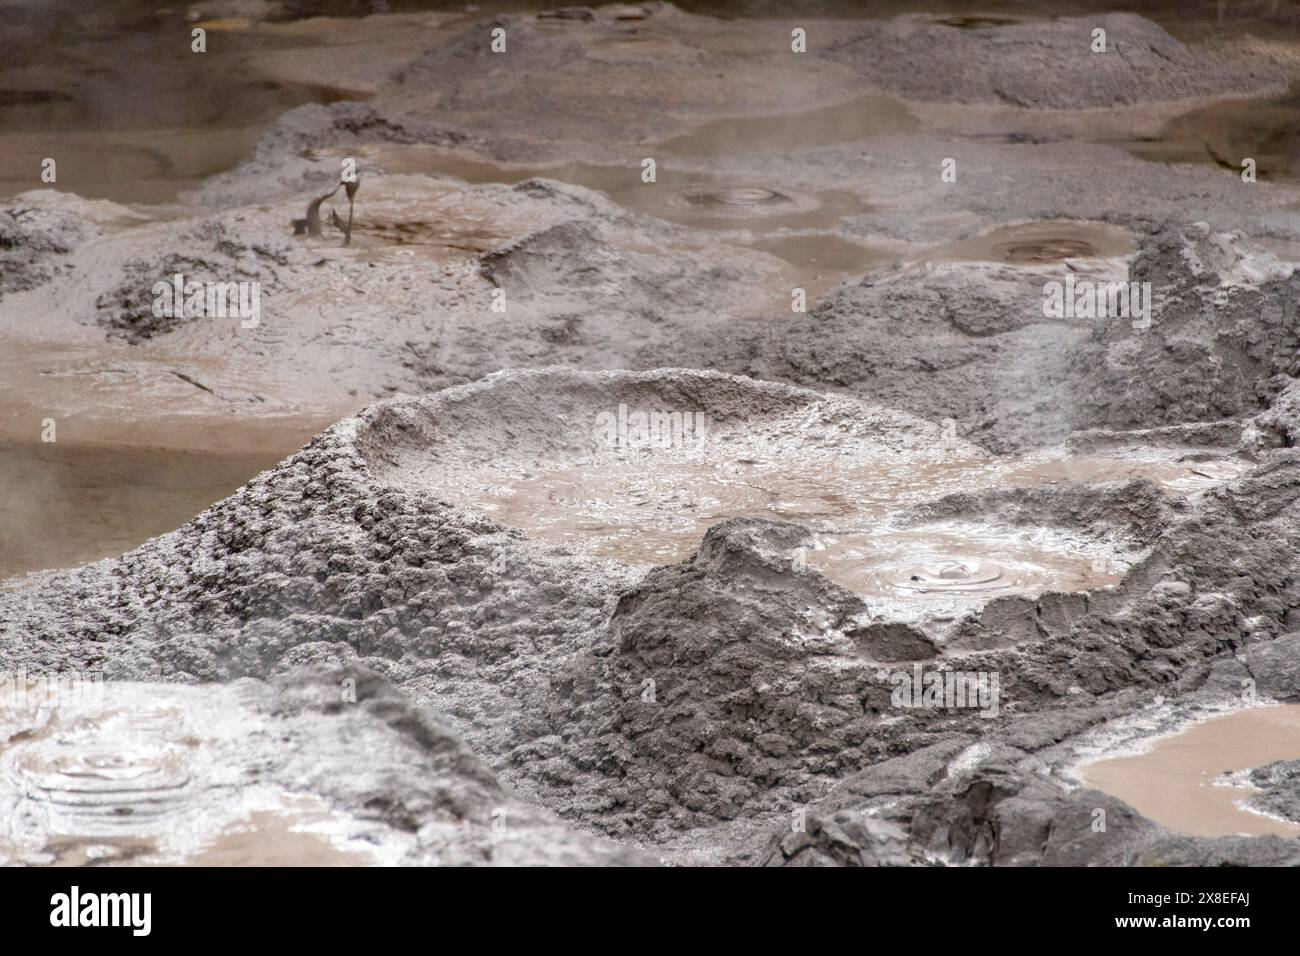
[5,2,1300,866]
[1080,705,1300,838]
[0,439,285,581]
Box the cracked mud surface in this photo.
[4,2,1300,866]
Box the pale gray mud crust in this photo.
[0,662,651,865]
[823,13,1284,109]
[0,201,87,298]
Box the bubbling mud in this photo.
[10,708,193,836]
[891,559,1020,592]
[432,445,1245,580]
[0,684,399,866]
[684,187,792,210]
[804,527,1123,613]
[406,381,1253,610]
[930,220,1137,266]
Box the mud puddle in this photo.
[719,216,1134,280]
[1112,83,1300,183]
[1005,453,1250,494]
[323,145,1137,284]
[326,147,1137,308]
[656,94,920,157]
[432,447,1247,609]
[1081,705,1300,838]
[0,439,283,581]
[746,233,903,300]
[925,220,1137,266]
[321,143,871,234]
[804,526,1122,613]
[0,683,401,866]
[183,797,380,867]
[0,10,441,204]
[444,458,985,566]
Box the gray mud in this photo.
[5,367,1300,863]
[823,13,1284,109]
[6,3,1300,866]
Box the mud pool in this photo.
[428,445,1243,580]
[0,681,409,866]
[1081,706,1300,839]
[4,0,1300,870]
[0,439,284,581]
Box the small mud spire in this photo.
[290,175,359,245]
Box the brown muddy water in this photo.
[321,143,1137,292]
[433,449,1245,609]
[1111,83,1300,183]
[930,220,1136,265]
[0,8,448,204]
[0,439,282,581]
[1081,706,1300,838]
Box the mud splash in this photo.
[0,682,399,866]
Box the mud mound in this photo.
[386,5,862,162]
[685,225,1300,453]
[1,160,796,438]
[559,518,937,833]
[826,14,1283,109]
[4,368,1300,860]
[0,200,85,298]
[358,365,970,482]
[94,221,291,343]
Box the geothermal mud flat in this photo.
[4,3,1300,865]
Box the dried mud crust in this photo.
[4,368,1300,862]
[823,13,1284,109]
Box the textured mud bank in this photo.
[5,4,1300,865]
[5,363,1300,864]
